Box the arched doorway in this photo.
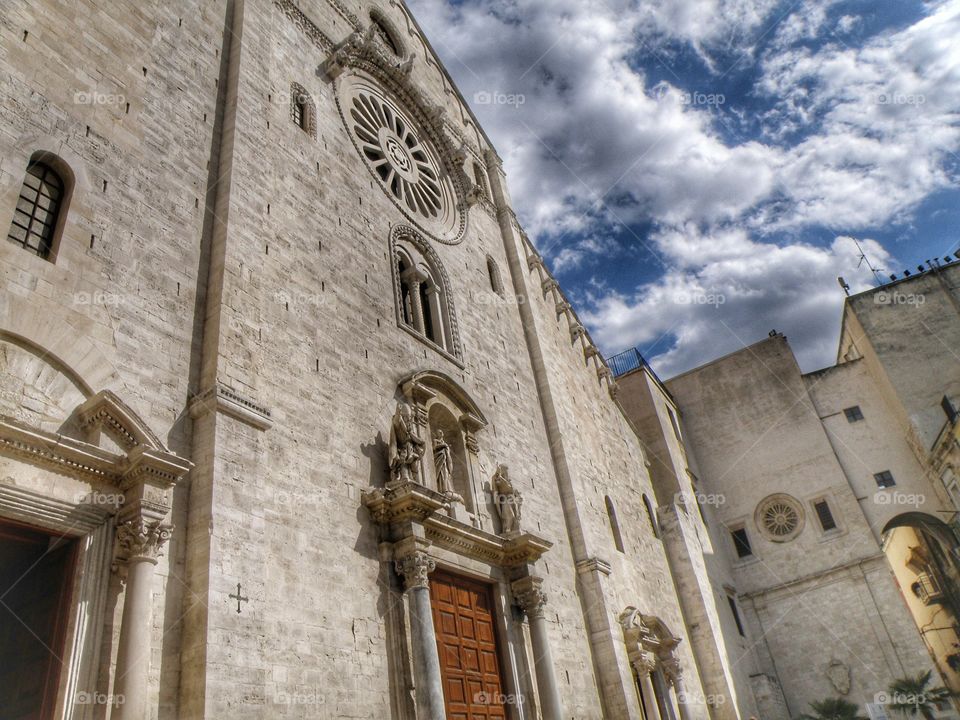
[881,512,960,699]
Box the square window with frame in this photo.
[874,470,896,488]
[844,406,865,422]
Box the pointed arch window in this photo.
[7,153,72,260]
[606,495,625,553]
[290,82,316,138]
[486,256,503,296]
[391,227,463,362]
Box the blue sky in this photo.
[407,0,960,376]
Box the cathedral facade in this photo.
[0,1,958,720]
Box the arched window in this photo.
[643,494,661,539]
[6,153,72,260]
[486,256,503,296]
[605,495,625,553]
[370,9,403,57]
[290,82,316,138]
[391,227,462,360]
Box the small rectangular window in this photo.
[731,527,752,558]
[727,595,746,636]
[874,470,896,488]
[844,406,864,422]
[814,500,837,531]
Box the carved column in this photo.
[112,517,172,720]
[402,268,427,335]
[631,650,662,720]
[512,576,564,720]
[662,656,691,720]
[396,550,445,719]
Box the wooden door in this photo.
[430,571,508,720]
[0,520,77,720]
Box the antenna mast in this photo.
[853,238,884,285]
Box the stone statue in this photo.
[388,399,424,484]
[433,429,454,494]
[493,464,523,535]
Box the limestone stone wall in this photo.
[666,334,939,718]
[0,1,228,717]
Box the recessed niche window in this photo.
[731,526,752,559]
[874,470,896,488]
[642,494,660,539]
[667,407,682,441]
[6,152,73,261]
[813,499,837,532]
[486,256,503,296]
[391,227,462,361]
[844,406,864,422]
[605,496,625,553]
[290,82,316,138]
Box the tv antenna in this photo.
[852,238,884,285]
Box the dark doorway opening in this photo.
[0,519,78,720]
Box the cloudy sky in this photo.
[406,0,960,377]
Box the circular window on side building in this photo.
[755,493,805,542]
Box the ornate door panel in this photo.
[430,571,508,719]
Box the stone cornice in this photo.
[0,415,128,483]
[362,481,449,525]
[189,381,273,430]
[364,480,552,567]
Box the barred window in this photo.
[7,161,64,258]
[814,500,837,532]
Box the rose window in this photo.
[350,91,443,218]
[755,494,805,542]
[336,73,465,244]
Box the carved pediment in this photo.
[401,370,488,430]
[77,390,165,452]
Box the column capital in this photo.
[512,575,547,619]
[660,654,683,688]
[630,648,658,675]
[395,550,436,591]
[113,517,172,571]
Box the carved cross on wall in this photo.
[229,582,249,614]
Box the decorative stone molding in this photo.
[620,606,683,682]
[528,254,545,273]
[273,0,337,51]
[570,323,586,342]
[363,479,552,567]
[576,556,612,576]
[362,480,448,525]
[512,575,547,619]
[0,407,192,489]
[555,300,571,318]
[584,345,601,362]
[78,390,164,451]
[189,381,273,430]
[113,517,172,569]
[395,550,436,591]
[541,277,559,295]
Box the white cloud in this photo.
[407,0,960,372]
[581,231,893,377]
